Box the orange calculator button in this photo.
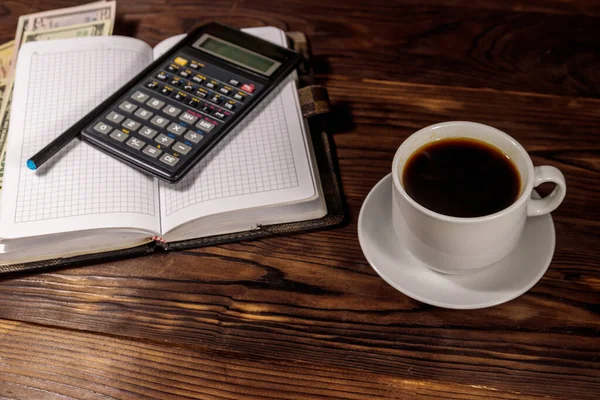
[174,56,188,66]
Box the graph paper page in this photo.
[0,37,161,239]
[158,27,318,234]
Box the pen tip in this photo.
[27,160,37,170]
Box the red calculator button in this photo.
[240,83,255,93]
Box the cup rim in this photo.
[391,121,535,224]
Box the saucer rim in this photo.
[357,173,555,309]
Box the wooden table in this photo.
[0,1,599,399]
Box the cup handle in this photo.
[527,166,566,217]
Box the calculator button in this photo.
[167,123,186,136]
[145,81,159,90]
[179,69,191,78]
[199,103,212,114]
[155,134,174,147]
[122,118,141,131]
[173,142,191,155]
[187,98,200,108]
[150,115,169,128]
[205,80,218,89]
[156,71,169,80]
[174,57,188,66]
[196,120,216,132]
[223,101,236,111]
[184,131,203,144]
[180,112,198,124]
[106,111,125,123]
[159,153,180,167]
[167,64,179,73]
[142,145,162,158]
[233,92,246,101]
[189,61,200,69]
[134,108,153,120]
[160,86,173,96]
[109,131,128,142]
[126,137,145,150]
[219,87,231,96]
[119,101,138,113]
[214,111,226,120]
[131,91,150,103]
[93,121,112,135]
[183,83,195,92]
[170,78,182,87]
[195,89,208,98]
[173,92,187,102]
[139,126,158,139]
[163,105,181,117]
[209,94,221,104]
[240,83,255,93]
[192,74,205,84]
[147,98,165,110]
[228,79,240,86]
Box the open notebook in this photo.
[0,27,327,266]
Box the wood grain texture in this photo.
[0,318,558,400]
[2,1,600,97]
[0,0,599,399]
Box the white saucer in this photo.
[358,174,556,309]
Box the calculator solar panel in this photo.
[81,23,302,182]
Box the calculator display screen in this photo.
[193,35,281,76]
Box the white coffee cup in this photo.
[391,121,566,275]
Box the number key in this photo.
[93,121,112,135]
[106,111,124,123]
[119,101,138,113]
[147,98,165,110]
[134,108,153,120]
[150,115,169,128]
[131,91,150,103]
[139,126,158,139]
[163,105,181,117]
[122,118,141,131]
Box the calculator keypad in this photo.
[85,51,262,178]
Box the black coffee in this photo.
[402,138,520,218]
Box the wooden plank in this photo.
[0,80,597,399]
[0,319,547,400]
[1,1,600,97]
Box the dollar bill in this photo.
[21,21,112,42]
[0,41,14,84]
[13,1,115,55]
[0,2,115,185]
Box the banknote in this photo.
[0,41,14,84]
[13,1,115,56]
[21,21,112,42]
[0,2,115,185]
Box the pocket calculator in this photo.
[81,23,302,182]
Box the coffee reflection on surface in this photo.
[402,138,520,218]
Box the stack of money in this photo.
[0,0,116,188]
